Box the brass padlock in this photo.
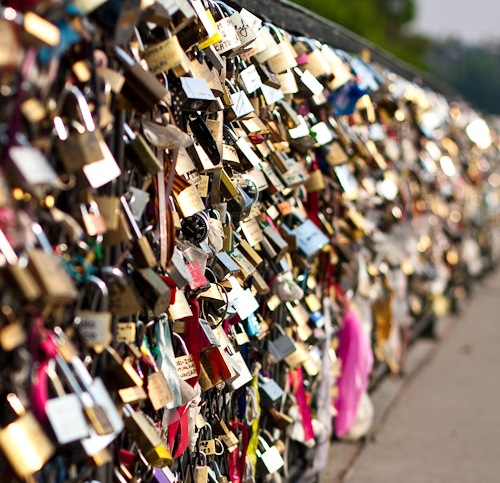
[120,196,157,269]
[115,46,169,112]
[123,405,173,467]
[0,393,55,479]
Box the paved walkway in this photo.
[340,270,500,483]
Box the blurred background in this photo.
[290,0,500,117]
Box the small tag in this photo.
[199,439,217,456]
[147,371,174,410]
[77,311,112,351]
[222,144,240,164]
[175,354,198,380]
[118,386,148,404]
[116,322,136,343]
[197,175,210,197]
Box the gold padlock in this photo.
[0,394,55,479]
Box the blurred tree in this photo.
[290,0,430,70]
[427,41,500,114]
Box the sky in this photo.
[412,0,500,44]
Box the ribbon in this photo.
[289,367,315,442]
[155,316,182,409]
[228,421,249,483]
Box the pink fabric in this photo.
[334,308,373,437]
[291,367,315,442]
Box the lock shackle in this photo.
[54,84,96,137]
[172,332,190,356]
[263,22,284,43]
[224,78,238,94]
[207,0,226,20]
[84,274,109,312]
[210,459,223,477]
[256,435,272,453]
[223,123,239,142]
[214,0,235,16]
[296,36,321,52]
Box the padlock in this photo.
[54,84,121,188]
[214,415,239,453]
[210,1,242,56]
[132,267,172,317]
[224,4,257,50]
[89,0,140,44]
[80,200,107,237]
[123,404,173,468]
[186,451,210,483]
[256,435,285,475]
[280,212,330,260]
[75,275,113,353]
[114,46,169,112]
[142,30,191,77]
[257,374,284,409]
[104,346,144,391]
[231,322,250,346]
[264,24,298,74]
[294,37,332,79]
[0,393,55,479]
[120,195,157,268]
[0,228,41,302]
[6,136,58,198]
[54,333,122,437]
[261,224,289,261]
[225,80,255,121]
[267,324,298,361]
[141,117,194,151]
[173,332,198,381]
[147,365,174,411]
[124,124,164,175]
[40,359,91,446]
[170,75,217,112]
[225,347,253,391]
[252,25,282,63]
[192,0,222,49]
[102,266,142,317]
[210,460,230,483]
[188,114,222,166]
[27,225,79,306]
[211,251,241,280]
[230,247,256,280]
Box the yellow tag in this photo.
[198,11,222,49]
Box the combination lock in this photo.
[181,211,210,245]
